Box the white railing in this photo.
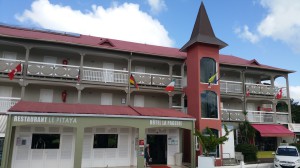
[132,72,182,88]
[0,97,21,112]
[245,84,287,98]
[0,58,24,74]
[276,112,289,123]
[27,61,80,79]
[247,111,275,123]
[220,80,243,94]
[83,66,128,84]
[221,109,244,121]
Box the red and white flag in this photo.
[246,89,250,97]
[8,63,22,80]
[276,88,283,99]
[165,81,175,92]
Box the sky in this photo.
[0,0,300,102]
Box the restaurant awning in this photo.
[251,124,295,137]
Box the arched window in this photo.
[201,90,218,118]
[200,58,216,83]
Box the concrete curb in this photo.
[219,163,273,168]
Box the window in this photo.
[31,134,60,149]
[203,128,220,157]
[200,58,216,83]
[201,91,218,118]
[93,134,118,148]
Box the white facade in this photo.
[11,125,181,168]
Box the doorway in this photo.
[147,135,167,165]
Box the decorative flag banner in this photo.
[276,88,283,99]
[129,74,139,90]
[208,72,218,84]
[165,80,175,92]
[8,63,22,80]
[246,89,250,97]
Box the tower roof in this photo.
[180,2,227,52]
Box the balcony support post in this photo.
[168,93,173,108]
[273,101,277,123]
[127,57,132,105]
[23,46,31,78]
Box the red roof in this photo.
[0,25,293,72]
[251,124,295,137]
[9,101,194,119]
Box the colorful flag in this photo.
[8,63,22,80]
[276,88,283,99]
[208,72,217,84]
[165,80,175,92]
[246,89,250,96]
[129,74,139,90]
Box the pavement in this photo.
[219,163,273,168]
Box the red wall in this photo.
[185,43,223,166]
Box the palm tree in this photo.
[238,111,256,144]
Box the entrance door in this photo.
[147,135,167,165]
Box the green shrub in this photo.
[235,144,258,162]
[290,143,300,151]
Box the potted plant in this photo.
[194,125,231,168]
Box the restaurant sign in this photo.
[150,120,182,126]
[13,116,77,124]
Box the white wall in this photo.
[222,125,235,159]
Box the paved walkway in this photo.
[219,163,273,168]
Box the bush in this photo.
[290,143,300,151]
[235,144,258,162]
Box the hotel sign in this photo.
[150,120,182,126]
[13,116,77,124]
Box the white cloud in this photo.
[147,0,167,14]
[234,25,260,43]
[290,86,300,103]
[15,0,173,47]
[235,0,300,52]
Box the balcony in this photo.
[247,111,289,123]
[27,61,80,79]
[1,59,183,88]
[0,97,21,112]
[220,80,243,94]
[245,83,276,96]
[221,109,245,121]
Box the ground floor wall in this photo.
[2,115,195,168]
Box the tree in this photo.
[238,111,256,144]
[291,99,300,123]
[194,125,231,156]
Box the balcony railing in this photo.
[245,84,287,98]
[220,80,243,94]
[221,109,244,121]
[83,66,128,84]
[132,72,182,88]
[0,58,24,74]
[246,110,289,123]
[27,61,80,79]
[0,97,21,112]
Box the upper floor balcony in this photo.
[0,96,20,113]
[0,58,183,89]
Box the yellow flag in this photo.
[208,72,217,83]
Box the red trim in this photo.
[251,124,294,137]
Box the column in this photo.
[23,46,31,78]
[78,53,85,84]
[168,93,173,108]
[169,63,173,78]
[273,101,277,123]
[285,75,292,122]
[1,115,13,168]
[190,122,196,168]
[181,93,185,113]
[137,128,146,168]
[73,126,84,168]
[127,58,132,105]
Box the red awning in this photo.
[251,124,295,137]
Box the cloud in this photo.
[147,0,167,14]
[15,0,173,47]
[234,25,260,43]
[290,86,300,103]
[235,0,300,52]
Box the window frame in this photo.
[200,57,218,84]
[93,134,118,149]
[201,90,219,119]
[31,133,60,149]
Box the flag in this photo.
[276,88,283,99]
[246,89,250,96]
[165,80,175,92]
[129,74,139,90]
[8,63,22,80]
[208,72,218,84]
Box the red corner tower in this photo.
[181,2,227,166]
